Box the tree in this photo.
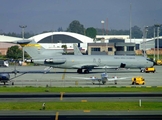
[61,45,67,54]
[131,26,143,38]
[85,27,97,39]
[6,45,22,59]
[67,20,85,35]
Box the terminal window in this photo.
[127,46,134,51]
[91,48,100,51]
[108,47,113,51]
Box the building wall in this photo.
[0,43,20,55]
[87,43,115,55]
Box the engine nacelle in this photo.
[44,58,66,64]
[25,59,34,63]
[0,73,10,80]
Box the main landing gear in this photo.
[77,69,90,74]
[140,68,145,73]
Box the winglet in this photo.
[73,44,82,55]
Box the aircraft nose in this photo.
[153,61,157,66]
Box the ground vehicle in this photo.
[132,76,145,85]
[157,60,162,65]
[145,67,156,73]
[0,60,9,67]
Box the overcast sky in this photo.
[0,0,162,34]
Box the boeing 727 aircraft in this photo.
[14,40,154,74]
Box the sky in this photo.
[0,0,162,34]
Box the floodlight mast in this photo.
[101,20,105,35]
[143,26,148,57]
[154,24,161,61]
[19,25,27,62]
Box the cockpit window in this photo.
[146,58,153,62]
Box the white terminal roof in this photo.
[29,32,93,43]
[96,35,130,40]
[0,35,22,42]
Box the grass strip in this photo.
[0,101,162,110]
[0,86,162,93]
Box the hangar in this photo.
[0,32,93,55]
[29,32,93,53]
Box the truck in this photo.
[0,60,9,67]
[157,60,162,65]
[132,76,145,85]
[145,67,156,73]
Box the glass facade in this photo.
[91,48,100,51]
[108,47,113,51]
[38,34,83,43]
[127,46,134,51]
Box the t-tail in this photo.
[73,43,83,55]
[16,39,63,59]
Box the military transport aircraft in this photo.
[12,40,154,74]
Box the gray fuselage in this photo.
[34,55,153,70]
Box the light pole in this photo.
[154,24,161,61]
[143,26,148,57]
[19,25,27,62]
[101,20,105,35]
[153,26,156,61]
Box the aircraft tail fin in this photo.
[73,43,83,55]
[18,40,63,59]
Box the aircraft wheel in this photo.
[102,81,106,84]
[140,69,145,72]
[77,69,82,73]
[12,82,14,85]
[84,69,89,74]
[114,80,117,84]
[132,82,134,85]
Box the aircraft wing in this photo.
[94,66,119,69]
[16,67,52,74]
[72,63,98,69]
[107,76,132,81]
[71,76,101,81]
[2,67,52,74]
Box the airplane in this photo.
[71,72,131,85]
[0,66,52,85]
[11,40,155,74]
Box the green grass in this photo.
[0,86,162,93]
[0,101,162,110]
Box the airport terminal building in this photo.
[0,32,162,56]
[29,32,93,53]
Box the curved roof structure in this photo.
[29,32,93,43]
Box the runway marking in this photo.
[146,86,152,88]
[126,86,131,88]
[55,112,59,120]
[60,92,65,100]
[81,100,87,102]
[83,110,90,112]
[62,69,66,80]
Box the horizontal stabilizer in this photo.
[14,39,32,44]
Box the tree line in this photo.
[1,20,162,40]
[1,20,162,59]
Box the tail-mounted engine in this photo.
[44,58,66,64]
